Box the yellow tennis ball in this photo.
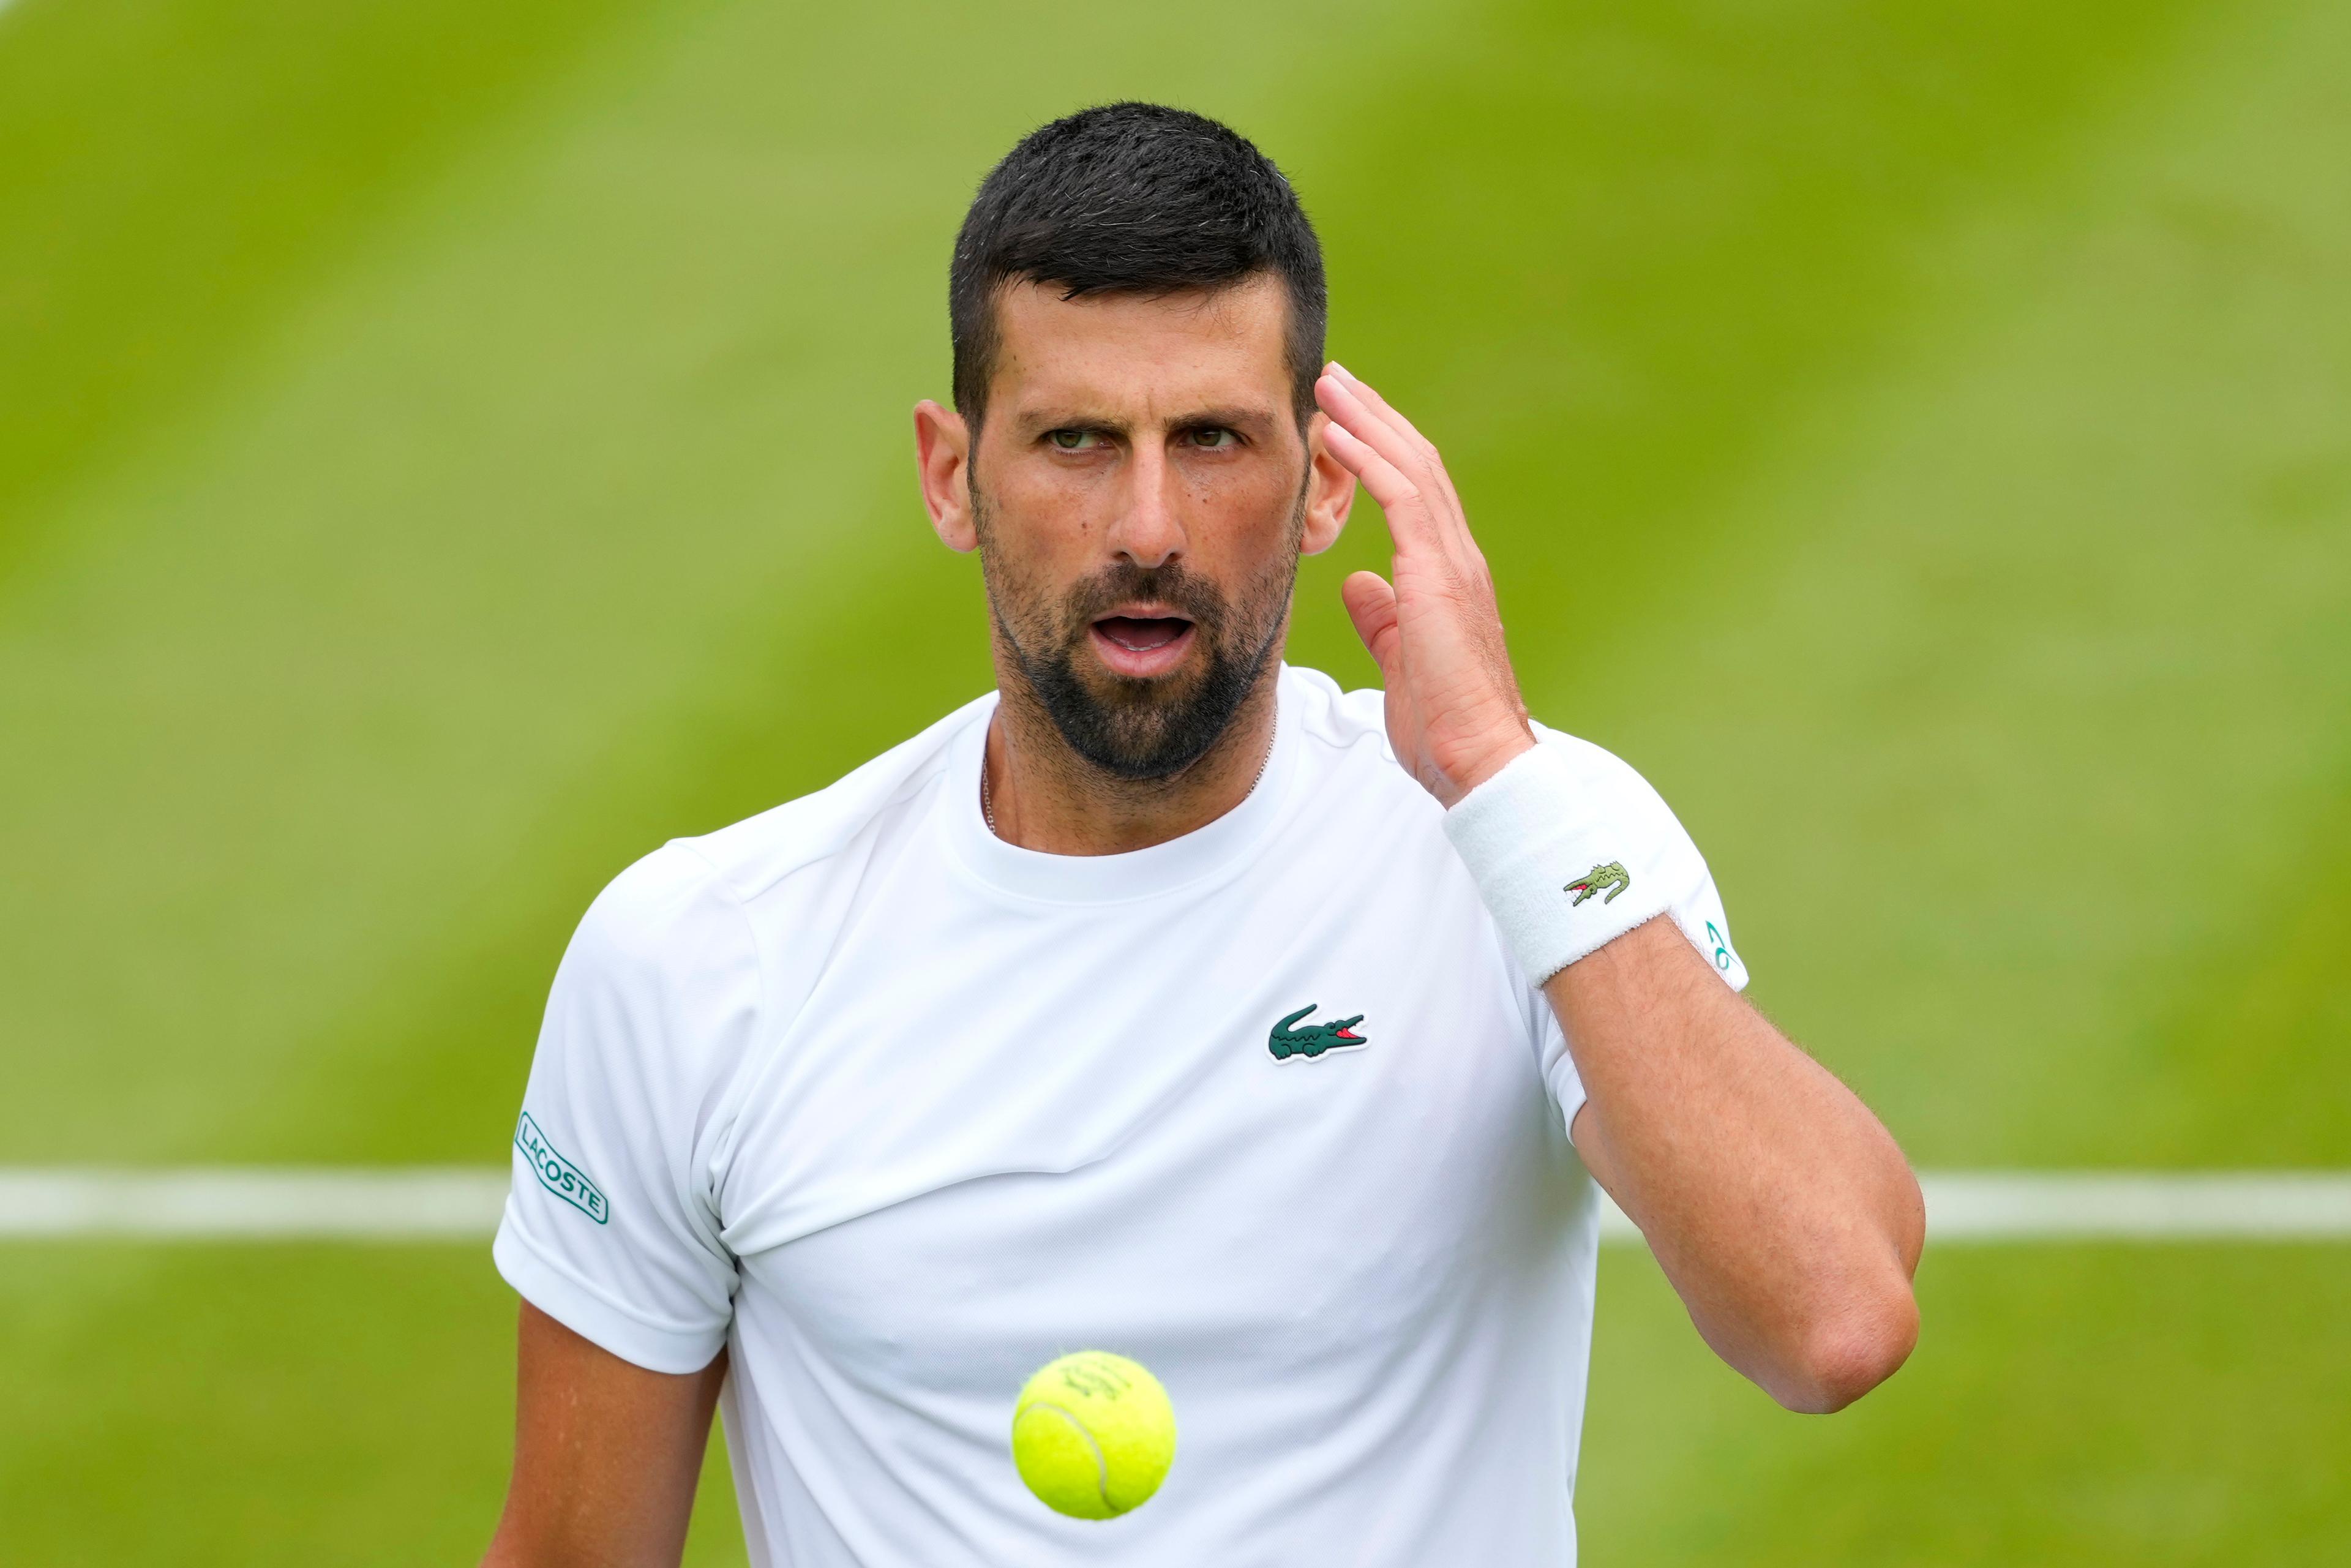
[1010,1350,1177,1520]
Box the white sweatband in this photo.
[1443,741,1673,983]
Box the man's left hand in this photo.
[1315,363,1534,808]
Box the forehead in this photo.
[988,274,1292,421]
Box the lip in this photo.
[1088,606,1198,680]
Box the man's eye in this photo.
[1186,427,1237,449]
[1048,430,1101,451]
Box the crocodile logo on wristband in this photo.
[1565,862,1630,907]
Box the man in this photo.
[483,103,1922,1566]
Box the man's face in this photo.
[917,274,1348,779]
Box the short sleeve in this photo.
[1525,725,1751,1143]
[493,844,759,1373]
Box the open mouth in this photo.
[1089,614,1197,678]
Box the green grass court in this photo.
[2,0,2347,1559]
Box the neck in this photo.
[982,666,1281,857]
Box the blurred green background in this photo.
[2,0,2346,1560]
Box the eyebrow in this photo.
[1177,406,1278,433]
[1014,405,1279,437]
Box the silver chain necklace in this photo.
[982,729,1276,839]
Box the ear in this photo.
[1300,411,1356,556]
[914,399,977,552]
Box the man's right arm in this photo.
[482,1302,729,1568]
[487,848,760,1561]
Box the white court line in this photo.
[1610,1173,2351,1242]
[3,1168,2351,1242]
[0,1168,509,1240]
[1916,1172,2351,1241]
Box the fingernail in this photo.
[1329,361,1354,379]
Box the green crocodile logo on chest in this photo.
[1269,1003,1369,1062]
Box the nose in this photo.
[1104,438,1187,569]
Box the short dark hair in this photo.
[950,103,1327,429]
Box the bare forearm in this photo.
[1307,366,1919,1407]
[1551,919,1922,1411]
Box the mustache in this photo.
[1059,561,1228,635]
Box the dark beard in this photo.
[1012,564,1286,779]
[979,505,1299,782]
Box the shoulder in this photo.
[1279,667,1450,839]
[1281,664,1404,775]
[572,838,748,974]
[1278,667,1715,895]
[674,691,991,907]
[544,696,994,1133]
[570,691,992,1002]
[1528,719,1652,790]
[1278,666,1679,811]
[1526,719,1689,831]
[1283,663,1387,741]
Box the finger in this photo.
[1316,380,1450,551]
[1340,570,1403,678]
[1316,372,1431,490]
[1327,362,1436,456]
[1323,415,1487,604]
[1318,418,1444,552]
[1321,366,1472,552]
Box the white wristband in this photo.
[1442,741,1671,983]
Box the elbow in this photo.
[1775,1277,1919,1414]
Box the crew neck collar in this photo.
[939,666,1301,906]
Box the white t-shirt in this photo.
[495,664,1747,1566]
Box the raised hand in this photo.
[1315,363,1534,807]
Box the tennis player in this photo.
[482,103,1922,1567]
